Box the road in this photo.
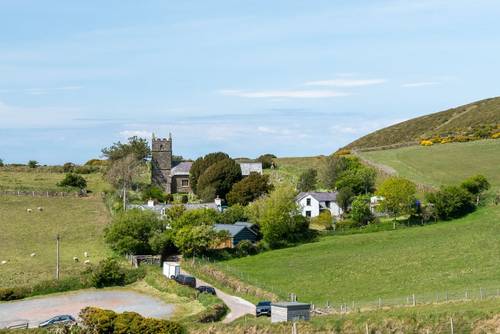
[0,289,175,329]
[183,270,256,323]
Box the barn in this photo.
[271,302,311,323]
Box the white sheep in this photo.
[73,257,79,262]
[84,260,90,265]
[30,253,36,257]
[1,260,7,265]
[84,252,89,258]
[26,208,32,213]
[37,207,44,212]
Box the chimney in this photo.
[214,195,222,208]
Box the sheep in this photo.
[84,252,89,258]
[30,253,36,257]
[73,257,79,262]
[84,260,90,265]
[37,207,44,212]
[26,208,32,213]
[1,260,7,265]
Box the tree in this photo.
[62,162,75,173]
[189,152,230,194]
[142,185,169,203]
[0,159,4,167]
[90,258,126,288]
[27,160,39,168]
[218,204,248,224]
[336,187,354,214]
[106,154,142,209]
[335,166,376,195]
[257,154,277,169]
[104,209,163,255]
[169,208,219,231]
[319,155,362,189]
[376,177,417,228]
[174,224,223,257]
[350,195,373,226]
[248,185,310,248]
[461,175,490,205]
[102,136,151,162]
[297,169,318,192]
[58,173,87,189]
[227,173,273,206]
[425,185,475,220]
[196,158,242,201]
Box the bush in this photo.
[58,173,87,189]
[297,168,318,192]
[492,132,500,139]
[310,211,334,230]
[227,173,273,206]
[27,160,39,168]
[0,158,4,167]
[0,287,30,301]
[197,302,228,323]
[420,140,433,146]
[257,154,276,169]
[425,185,475,220]
[142,185,169,203]
[181,194,189,203]
[80,307,117,334]
[350,195,374,226]
[62,162,75,172]
[91,259,126,288]
[234,240,259,257]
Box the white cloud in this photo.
[402,81,440,88]
[219,89,349,98]
[119,130,151,139]
[304,78,386,87]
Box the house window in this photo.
[181,179,189,187]
[306,211,311,217]
[325,201,330,208]
[306,198,311,206]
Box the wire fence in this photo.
[193,257,500,315]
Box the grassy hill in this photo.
[359,140,500,191]
[265,156,325,185]
[345,97,500,150]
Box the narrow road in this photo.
[182,270,255,323]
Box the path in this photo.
[182,270,255,323]
[0,289,175,329]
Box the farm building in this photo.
[237,162,263,176]
[271,302,311,323]
[213,222,258,248]
[296,192,343,218]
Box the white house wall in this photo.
[298,195,343,218]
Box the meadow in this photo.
[266,156,326,186]
[359,140,500,191]
[0,195,111,287]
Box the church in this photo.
[151,134,192,194]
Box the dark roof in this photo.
[271,302,311,309]
[214,224,257,237]
[171,162,192,176]
[296,192,338,202]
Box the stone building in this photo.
[151,134,192,194]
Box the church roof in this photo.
[171,162,192,176]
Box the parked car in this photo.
[173,274,196,288]
[38,315,76,328]
[255,301,271,317]
[196,285,216,295]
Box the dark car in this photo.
[174,274,197,288]
[196,285,216,295]
[256,301,271,317]
[38,315,76,328]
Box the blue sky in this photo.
[1,0,499,164]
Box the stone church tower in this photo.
[151,133,172,193]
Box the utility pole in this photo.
[56,234,60,280]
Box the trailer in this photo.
[163,261,180,279]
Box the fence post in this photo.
[365,323,369,334]
[412,294,416,306]
[450,317,454,334]
[378,297,382,309]
[480,288,483,300]
[446,291,448,302]
[465,290,468,299]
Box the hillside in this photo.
[345,97,500,150]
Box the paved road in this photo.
[183,270,256,323]
[0,289,175,329]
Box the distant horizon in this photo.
[1,1,499,164]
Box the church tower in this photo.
[151,133,173,193]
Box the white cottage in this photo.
[296,192,343,218]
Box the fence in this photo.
[0,190,96,198]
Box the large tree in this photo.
[227,173,273,206]
[189,152,230,194]
[297,168,318,192]
[376,177,417,228]
[350,195,373,226]
[196,158,242,201]
[102,136,151,162]
[257,154,277,169]
[319,155,362,189]
[105,154,143,209]
[335,166,376,195]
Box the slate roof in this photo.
[296,191,338,203]
[238,162,263,176]
[214,223,257,237]
[171,162,193,176]
[128,202,219,212]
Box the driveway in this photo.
[0,289,175,328]
[182,270,255,323]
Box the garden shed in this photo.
[271,302,311,323]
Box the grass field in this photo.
[215,203,500,305]
[0,195,111,287]
[266,156,325,185]
[359,140,500,191]
[0,168,111,193]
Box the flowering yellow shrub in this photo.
[335,149,351,156]
[420,140,433,146]
[440,137,453,144]
[492,132,500,139]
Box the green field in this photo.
[359,140,500,191]
[0,168,111,193]
[266,156,325,185]
[0,195,111,287]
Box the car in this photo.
[173,274,197,288]
[255,301,271,317]
[196,285,216,295]
[38,315,76,328]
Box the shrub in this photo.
[142,185,169,203]
[296,168,318,192]
[234,240,258,257]
[58,173,87,189]
[27,160,39,168]
[350,195,374,226]
[334,149,351,156]
[80,307,117,334]
[0,158,4,167]
[0,287,30,301]
[420,140,433,146]
[62,162,75,172]
[181,194,189,203]
[492,132,500,139]
[425,185,475,220]
[256,154,276,169]
[90,259,126,288]
[197,303,228,323]
[227,173,273,206]
[310,210,334,230]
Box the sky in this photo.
[1,0,499,164]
